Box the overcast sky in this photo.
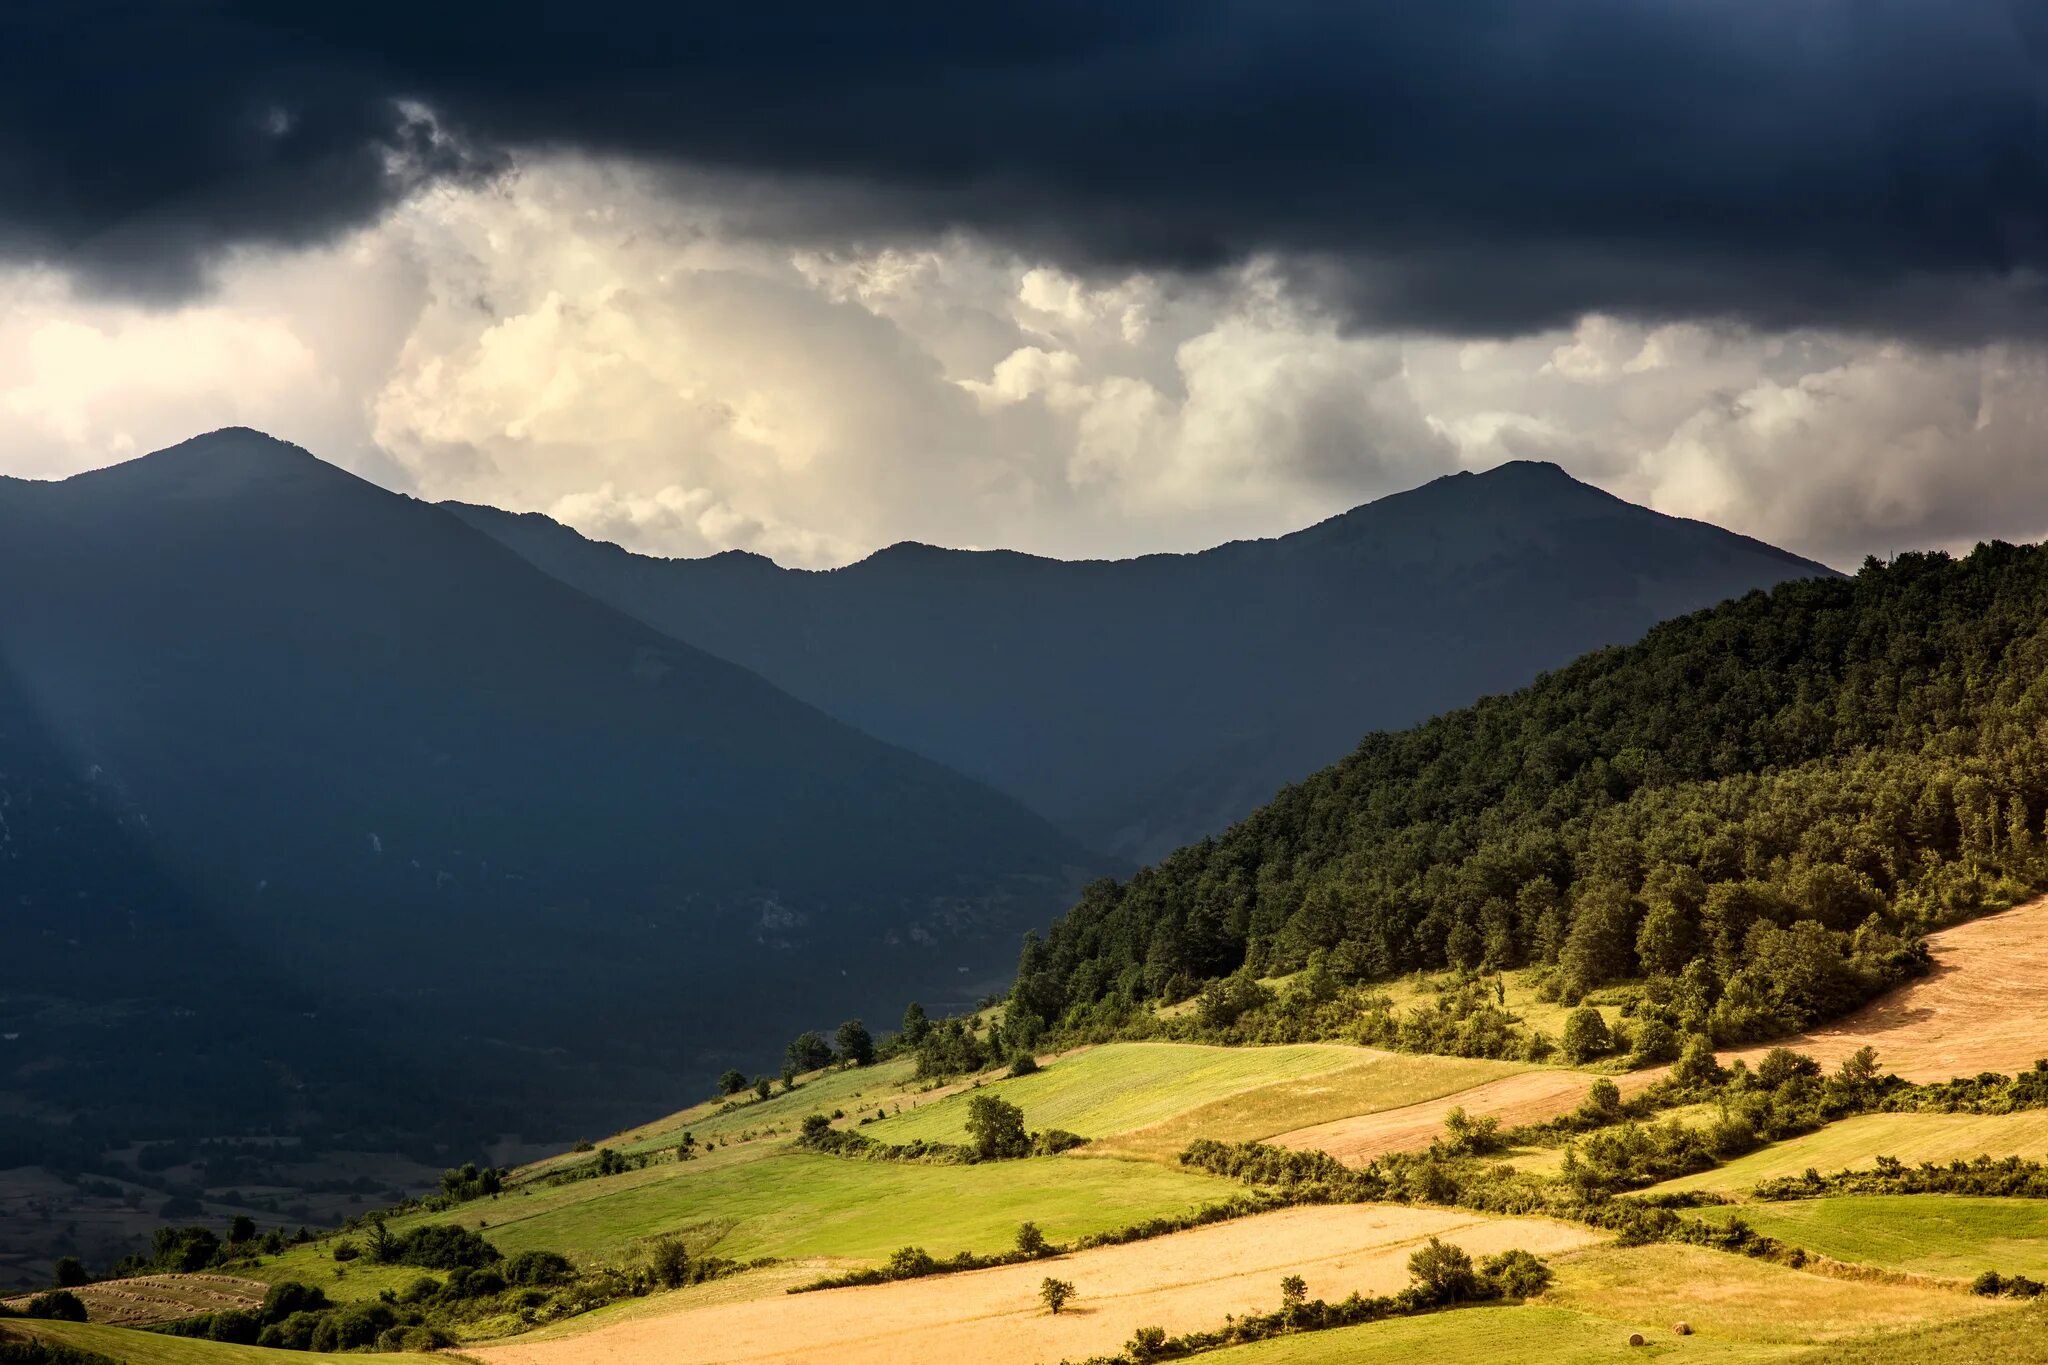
[7,1,2048,569]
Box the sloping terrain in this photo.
[0,1273,265,1326]
[455,461,1830,858]
[0,428,1091,1279]
[1269,1070,1650,1167]
[1717,896,2048,1082]
[1654,1110,2048,1196]
[469,1205,1601,1365]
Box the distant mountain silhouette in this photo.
[0,429,1092,1154]
[453,462,1835,862]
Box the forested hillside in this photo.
[1004,543,2048,1050]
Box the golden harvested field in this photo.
[0,1272,266,1326]
[1720,897,2048,1082]
[1269,1069,1660,1166]
[1652,1110,2048,1195]
[471,1205,1602,1365]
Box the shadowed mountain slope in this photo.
[0,429,1092,1154]
[454,462,1834,861]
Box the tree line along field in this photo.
[1651,1110,2048,1195]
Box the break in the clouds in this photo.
[8,1,2048,340]
[8,157,2048,570]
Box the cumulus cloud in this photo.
[5,160,2048,571]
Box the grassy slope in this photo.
[248,1141,1239,1300]
[5,1319,443,1364]
[1090,1050,1531,1163]
[1804,1298,2048,1363]
[1697,1196,2048,1279]
[1541,1244,1999,1343]
[1653,1111,2048,1195]
[584,1058,939,1161]
[865,1042,1428,1145]
[1197,1303,1801,1363]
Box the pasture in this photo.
[248,1140,1241,1301]
[862,1042,1377,1145]
[1695,1196,2048,1280]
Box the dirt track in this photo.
[1717,896,2048,1083]
[471,1206,1600,1365]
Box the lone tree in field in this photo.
[718,1069,747,1096]
[1016,1222,1048,1257]
[753,1075,772,1101]
[1039,1276,1075,1315]
[1560,1006,1613,1064]
[836,1019,876,1067]
[965,1092,1031,1160]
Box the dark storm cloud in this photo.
[9,1,2048,333]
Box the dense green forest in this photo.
[1000,543,2048,1052]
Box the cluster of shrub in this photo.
[797,1221,1064,1291]
[1175,1135,1795,1267]
[150,1279,438,1352]
[0,1330,120,1365]
[1071,1240,1553,1365]
[794,1095,1082,1166]
[1753,1153,2048,1202]
[0,1293,88,1325]
[330,1219,502,1271]
[539,1146,647,1187]
[1521,1048,2048,1197]
[1972,1270,2047,1299]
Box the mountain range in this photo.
[0,430,1091,1157]
[453,462,1833,862]
[2,431,1832,1173]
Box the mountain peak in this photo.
[65,427,353,501]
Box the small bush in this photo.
[22,1293,86,1323]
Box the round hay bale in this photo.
[1627,1332,1647,1347]
[1674,1320,1693,1336]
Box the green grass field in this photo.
[1695,1196,2048,1280]
[4,1319,443,1364]
[1651,1111,2048,1195]
[863,1041,1402,1145]
[531,1056,938,1167]
[1803,1298,2048,1363]
[247,1139,1240,1300]
[1197,1303,1803,1363]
